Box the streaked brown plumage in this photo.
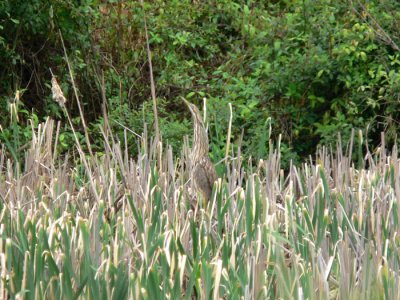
[183,98,217,201]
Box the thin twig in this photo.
[225,103,233,164]
[59,29,96,158]
[140,0,160,145]
[351,0,399,51]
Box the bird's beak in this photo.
[181,97,194,114]
[181,97,190,107]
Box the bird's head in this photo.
[182,98,210,157]
[182,98,204,127]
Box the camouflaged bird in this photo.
[183,98,217,202]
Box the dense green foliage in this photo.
[1,0,400,162]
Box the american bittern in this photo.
[183,98,217,202]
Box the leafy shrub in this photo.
[1,0,400,163]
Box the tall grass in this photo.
[1,115,400,299]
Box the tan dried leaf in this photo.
[51,75,67,106]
